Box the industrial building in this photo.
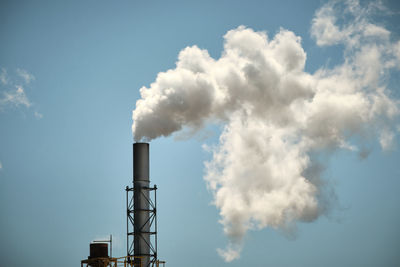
[81,143,165,267]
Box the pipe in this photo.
[133,143,150,267]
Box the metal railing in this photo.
[81,256,165,267]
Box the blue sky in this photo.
[1,1,400,267]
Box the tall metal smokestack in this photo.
[133,143,150,267]
[82,143,164,267]
[126,143,158,267]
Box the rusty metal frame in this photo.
[81,256,165,267]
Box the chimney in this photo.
[133,143,150,267]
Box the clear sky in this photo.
[0,1,399,267]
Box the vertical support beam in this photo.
[126,186,130,262]
[154,185,158,259]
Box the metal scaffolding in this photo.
[126,185,158,266]
[126,143,158,267]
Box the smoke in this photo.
[132,0,399,262]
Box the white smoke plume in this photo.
[132,0,399,261]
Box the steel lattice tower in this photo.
[126,143,158,267]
